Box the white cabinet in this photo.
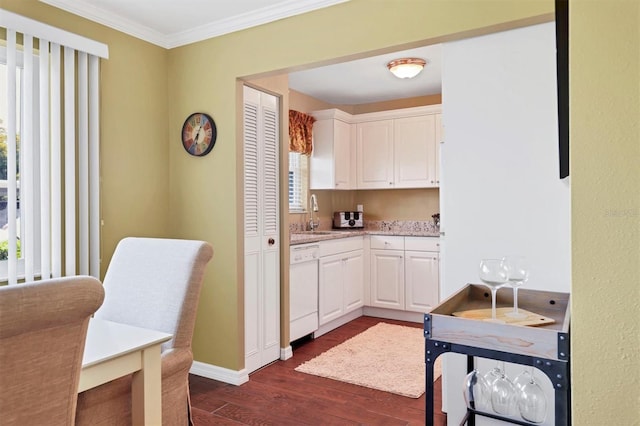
[310,109,355,190]
[356,120,394,189]
[369,235,405,309]
[405,236,440,312]
[318,253,344,324]
[434,112,442,186]
[394,114,439,188]
[368,235,440,313]
[370,248,405,309]
[310,105,442,190]
[318,237,364,325]
[355,106,442,189]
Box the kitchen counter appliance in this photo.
[333,211,364,229]
[289,244,319,342]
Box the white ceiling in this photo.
[288,44,442,105]
[40,0,442,105]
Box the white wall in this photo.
[439,22,571,425]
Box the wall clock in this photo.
[181,112,217,157]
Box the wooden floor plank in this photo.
[189,317,446,425]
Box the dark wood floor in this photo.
[189,316,446,425]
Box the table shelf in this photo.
[424,284,571,426]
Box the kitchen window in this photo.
[288,151,308,213]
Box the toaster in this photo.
[333,211,364,228]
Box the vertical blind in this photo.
[1,9,109,284]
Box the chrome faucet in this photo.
[309,193,319,231]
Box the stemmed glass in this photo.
[463,369,490,412]
[478,259,509,322]
[491,367,518,416]
[517,367,547,423]
[502,256,530,319]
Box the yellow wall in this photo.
[0,0,171,278]
[570,1,639,424]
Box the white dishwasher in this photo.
[289,244,319,342]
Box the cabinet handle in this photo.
[268,238,275,246]
[389,182,393,185]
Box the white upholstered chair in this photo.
[75,237,213,426]
[0,276,105,426]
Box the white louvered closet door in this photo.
[243,85,280,374]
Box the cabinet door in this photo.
[434,113,442,186]
[370,249,405,309]
[343,250,364,313]
[394,114,437,188]
[334,119,354,189]
[356,120,394,189]
[405,251,439,313]
[318,254,344,325]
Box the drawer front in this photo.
[404,236,440,252]
[369,235,404,250]
[319,236,364,257]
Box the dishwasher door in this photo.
[289,245,319,342]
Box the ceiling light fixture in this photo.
[387,57,427,79]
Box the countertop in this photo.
[290,229,440,245]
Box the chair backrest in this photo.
[0,276,104,426]
[94,237,213,351]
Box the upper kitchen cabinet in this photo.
[309,105,442,190]
[394,114,439,188]
[356,105,442,189]
[310,109,356,190]
[356,119,394,189]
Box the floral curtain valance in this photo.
[289,110,315,155]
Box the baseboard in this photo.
[363,306,423,323]
[190,360,249,386]
[280,345,293,360]
[314,308,363,338]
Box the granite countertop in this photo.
[289,221,440,245]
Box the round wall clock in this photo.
[181,112,217,157]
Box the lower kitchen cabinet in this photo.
[369,235,440,313]
[318,249,364,325]
[405,250,439,312]
[370,249,405,310]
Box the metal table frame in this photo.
[424,314,571,426]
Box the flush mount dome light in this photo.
[387,57,427,79]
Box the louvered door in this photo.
[243,85,280,374]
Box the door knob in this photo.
[268,238,275,245]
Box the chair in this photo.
[0,276,105,426]
[75,237,213,426]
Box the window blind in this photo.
[1,9,109,284]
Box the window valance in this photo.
[288,110,315,156]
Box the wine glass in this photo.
[491,367,518,416]
[512,368,533,391]
[478,259,509,322]
[463,369,490,412]
[502,256,530,319]
[518,368,547,423]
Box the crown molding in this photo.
[39,0,171,47]
[166,0,348,48]
[40,0,349,49]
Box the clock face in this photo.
[182,112,217,156]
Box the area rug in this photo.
[295,322,441,398]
